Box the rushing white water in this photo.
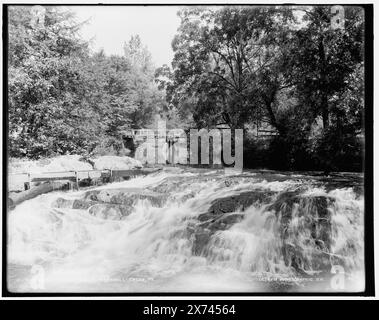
[7,169,364,292]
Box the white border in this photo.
[0,0,376,300]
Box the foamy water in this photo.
[7,169,364,292]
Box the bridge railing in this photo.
[8,168,159,191]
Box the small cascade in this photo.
[7,169,364,292]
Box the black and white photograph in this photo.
[1,2,374,297]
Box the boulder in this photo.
[88,204,131,220]
[203,190,276,219]
[265,192,335,272]
[83,188,167,207]
[189,189,338,274]
[51,188,167,221]
[191,190,276,255]
[52,197,98,210]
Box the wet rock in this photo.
[191,190,276,256]
[266,192,335,273]
[88,204,131,220]
[149,175,222,194]
[196,190,276,227]
[83,188,167,207]
[188,188,338,274]
[51,198,73,208]
[52,188,167,221]
[52,197,97,209]
[72,199,99,210]
[192,230,212,256]
[207,190,275,216]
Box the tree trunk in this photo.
[8,181,71,209]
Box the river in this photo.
[7,168,365,293]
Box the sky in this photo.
[70,6,182,67]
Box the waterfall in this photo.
[7,169,364,292]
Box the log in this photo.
[30,171,76,182]
[8,181,71,209]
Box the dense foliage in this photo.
[8,6,163,158]
[8,6,365,171]
[166,6,364,171]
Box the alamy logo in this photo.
[331,6,345,30]
[330,265,345,290]
[30,5,46,28]
[30,264,45,290]
[134,120,243,172]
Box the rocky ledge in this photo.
[188,189,353,275]
[52,188,167,220]
[49,173,361,275]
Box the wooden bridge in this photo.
[8,167,161,209]
[9,168,160,192]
